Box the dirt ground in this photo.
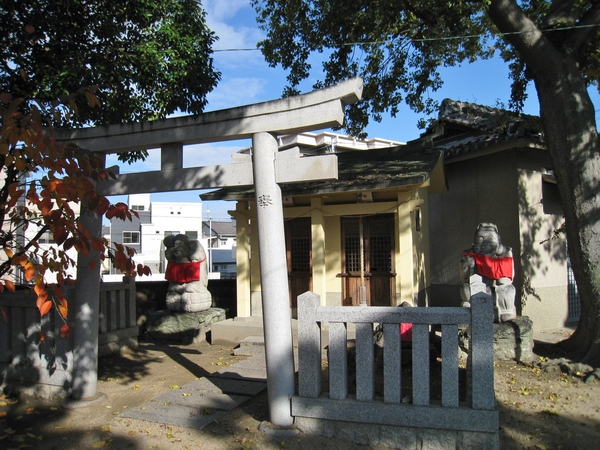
[1,330,600,450]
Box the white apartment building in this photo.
[105,194,235,281]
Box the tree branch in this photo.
[0,224,50,278]
[544,0,578,28]
[563,3,600,56]
[487,0,563,76]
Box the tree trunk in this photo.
[536,59,600,364]
[488,0,600,363]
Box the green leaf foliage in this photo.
[252,0,600,137]
[1,0,221,129]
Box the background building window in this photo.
[185,231,198,240]
[123,231,140,244]
[39,231,55,244]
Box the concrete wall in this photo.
[429,151,520,290]
[517,151,568,331]
[428,149,569,331]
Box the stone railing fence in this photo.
[292,291,499,449]
[98,277,138,355]
[0,278,137,397]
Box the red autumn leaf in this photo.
[39,300,52,316]
[60,324,70,339]
[11,255,28,267]
[63,237,76,251]
[46,180,61,193]
[54,227,68,245]
[105,206,116,219]
[4,280,15,292]
[95,197,110,216]
[52,285,65,301]
[24,262,36,281]
[36,290,48,309]
[58,305,68,319]
[91,238,105,252]
[39,197,53,216]
[34,281,45,296]
[113,251,128,269]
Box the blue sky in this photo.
[106,0,599,221]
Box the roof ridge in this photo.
[439,98,540,135]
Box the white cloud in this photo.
[204,0,263,50]
[203,0,248,22]
[183,141,251,168]
[206,77,269,110]
[204,1,265,73]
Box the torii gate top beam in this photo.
[56,78,363,154]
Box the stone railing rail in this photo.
[292,291,499,446]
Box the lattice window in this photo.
[370,235,392,272]
[291,237,311,272]
[345,235,363,273]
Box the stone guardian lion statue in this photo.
[164,234,212,312]
[460,223,517,322]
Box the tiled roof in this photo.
[201,146,442,201]
[207,220,236,236]
[200,99,545,202]
[419,99,544,160]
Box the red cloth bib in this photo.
[165,260,203,283]
[464,252,513,280]
[400,323,413,342]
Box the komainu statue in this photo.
[460,223,517,322]
[164,234,212,312]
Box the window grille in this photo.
[123,231,140,244]
[291,237,311,272]
[370,235,392,272]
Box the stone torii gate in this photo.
[59,79,363,426]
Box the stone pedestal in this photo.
[459,316,534,362]
[143,308,226,344]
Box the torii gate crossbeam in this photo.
[63,78,363,427]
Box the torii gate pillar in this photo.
[252,132,295,426]
[63,77,364,423]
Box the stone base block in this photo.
[459,316,534,361]
[294,417,499,450]
[143,308,226,344]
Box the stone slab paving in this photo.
[120,338,300,430]
[120,372,267,429]
[185,377,267,396]
[120,401,230,430]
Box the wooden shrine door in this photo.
[341,215,395,306]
